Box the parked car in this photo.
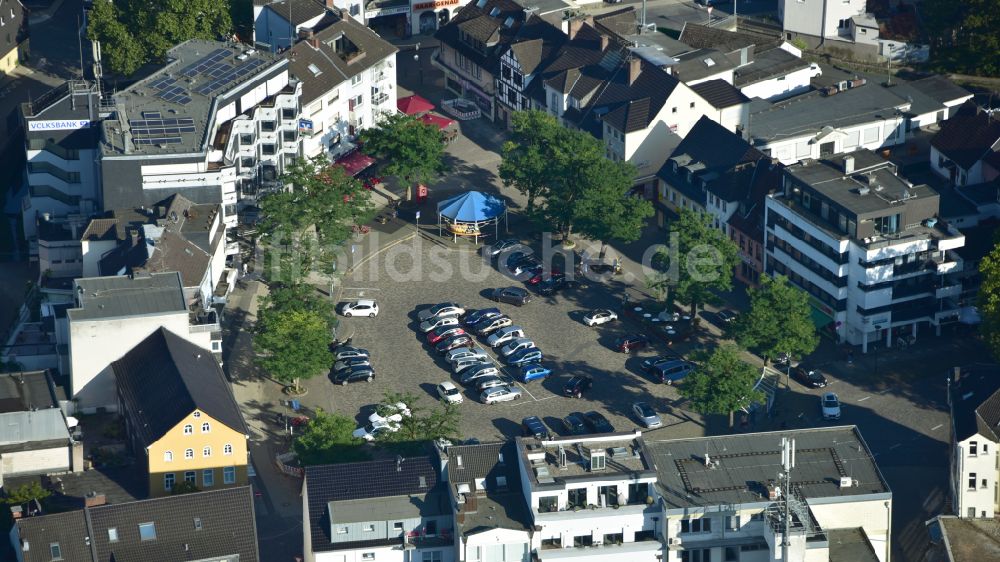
[340,299,380,318]
[505,251,534,270]
[463,308,502,326]
[517,363,551,383]
[333,347,370,361]
[475,316,513,336]
[615,334,650,353]
[333,365,375,385]
[368,402,411,424]
[427,326,466,344]
[446,346,489,364]
[418,302,465,322]
[500,338,535,357]
[476,376,508,392]
[583,309,618,327]
[521,416,550,440]
[419,315,460,333]
[437,381,464,404]
[582,411,614,433]
[481,385,522,404]
[352,418,397,441]
[792,364,829,388]
[492,286,532,306]
[436,335,474,354]
[774,352,792,367]
[563,375,593,398]
[507,347,542,366]
[527,268,561,285]
[333,357,370,372]
[537,274,570,296]
[632,402,662,428]
[561,413,588,435]
[641,355,679,373]
[821,393,841,420]
[487,326,526,347]
[460,363,501,385]
[652,360,695,385]
[513,258,542,276]
[485,239,524,258]
[717,309,737,324]
[452,357,492,375]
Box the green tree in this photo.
[254,308,330,393]
[536,127,608,240]
[358,113,447,200]
[498,110,561,215]
[170,481,201,495]
[258,284,336,329]
[680,344,763,429]
[652,209,739,315]
[293,409,370,466]
[3,482,51,505]
[923,0,1000,76]
[979,241,1000,360]
[87,0,233,77]
[574,158,653,256]
[375,392,461,454]
[733,275,819,364]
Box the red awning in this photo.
[419,113,456,131]
[334,151,375,176]
[397,94,435,116]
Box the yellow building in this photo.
[0,0,27,75]
[112,327,250,497]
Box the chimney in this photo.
[566,16,592,39]
[600,34,609,51]
[308,37,320,49]
[129,228,140,247]
[843,155,855,174]
[84,492,106,508]
[628,56,642,86]
[326,0,336,8]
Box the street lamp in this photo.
[886,43,895,86]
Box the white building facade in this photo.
[779,0,866,39]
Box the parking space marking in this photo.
[857,396,871,402]
[930,424,943,431]
[889,443,902,450]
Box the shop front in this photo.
[365,2,411,37]
[411,0,461,34]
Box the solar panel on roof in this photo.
[142,111,162,119]
[178,48,230,77]
[195,58,266,96]
[148,77,176,91]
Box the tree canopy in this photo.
[358,113,447,198]
[573,160,653,253]
[498,110,560,215]
[87,0,233,76]
[680,344,763,428]
[651,209,739,314]
[3,482,51,505]
[293,409,370,466]
[373,392,461,454]
[254,306,330,392]
[922,0,1000,76]
[979,241,1000,360]
[733,274,819,364]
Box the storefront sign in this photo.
[365,5,410,18]
[413,0,459,10]
[28,119,91,132]
[298,118,314,135]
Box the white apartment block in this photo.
[779,0,866,40]
[764,150,965,352]
[948,370,1000,520]
[286,15,398,159]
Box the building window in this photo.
[680,517,712,533]
[725,546,739,561]
[393,522,404,530]
[239,133,253,145]
[201,422,210,433]
[681,549,711,562]
[138,522,156,541]
[203,469,214,487]
[422,552,443,562]
[425,520,438,536]
[672,107,677,113]
[261,121,276,132]
[184,471,196,484]
[224,466,236,484]
[970,441,978,456]
[262,144,276,155]
[328,90,340,105]
[362,554,375,561]
[969,473,977,490]
[164,451,173,462]
[50,543,62,560]
[108,528,118,542]
[164,473,175,491]
[281,108,295,120]
[337,526,348,534]
[690,102,695,108]
[983,479,989,489]
[352,74,363,86]
[282,130,296,143]
[203,446,212,458]
[194,517,202,531]
[185,449,194,459]
[364,524,375,532]
[538,495,557,512]
[183,424,193,435]
[726,515,740,530]
[224,444,233,455]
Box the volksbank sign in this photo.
[28,120,92,132]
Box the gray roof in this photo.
[733,46,812,87]
[691,78,750,109]
[748,83,909,144]
[516,432,655,487]
[100,40,286,157]
[934,516,1000,562]
[0,409,70,447]
[448,442,532,534]
[670,48,736,84]
[679,22,769,53]
[330,495,448,523]
[287,15,398,105]
[14,487,259,562]
[645,426,890,510]
[262,0,329,25]
[69,272,187,322]
[827,528,881,562]
[909,75,973,105]
[0,370,58,412]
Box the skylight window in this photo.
[490,7,501,17]
[308,63,322,76]
[475,0,486,7]
[504,16,514,28]
[703,58,716,67]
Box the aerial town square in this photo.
[0,0,998,560]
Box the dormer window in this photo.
[489,7,500,17]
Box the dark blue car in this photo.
[464,307,502,326]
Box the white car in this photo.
[367,402,411,424]
[500,338,535,357]
[419,316,459,333]
[821,393,842,420]
[352,418,398,441]
[418,302,465,322]
[341,299,379,317]
[583,309,618,327]
[437,381,464,404]
[481,385,523,404]
[452,358,492,375]
[487,326,526,347]
[446,347,489,364]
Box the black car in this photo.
[561,413,588,435]
[615,334,650,352]
[493,286,531,306]
[582,411,614,433]
[435,334,474,354]
[792,364,829,388]
[521,416,550,440]
[333,365,374,385]
[464,307,502,326]
[505,251,533,270]
[563,375,593,398]
[537,274,569,296]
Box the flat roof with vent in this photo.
[69,272,187,321]
[645,426,890,510]
[515,432,656,488]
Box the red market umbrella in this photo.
[334,151,375,177]
[397,94,434,116]
[419,113,455,131]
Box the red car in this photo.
[526,267,562,285]
[427,326,466,344]
[615,334,651,353]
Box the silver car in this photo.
[481,385,523,404]
[419,315,459,333]
[500,338,535,357]
[461,364,500,385]
[447,347,489,364]
[631,401,662,429]
[333,347,370,361]
[452,358,492,375]
[418,302,465,322]
[476,376,507,392]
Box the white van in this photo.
[487,326,526,347]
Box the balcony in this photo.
[28,162,81,185]
[372,92,390,106]
[935,284,962,299]
[536,534,661,560]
